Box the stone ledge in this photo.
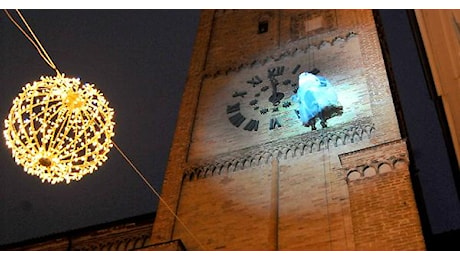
[338,139,409,182]
[203,32,358,79]
[185,119,375,181]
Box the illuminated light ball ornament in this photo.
[3,74,115,184]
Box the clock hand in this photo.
[268,76,284,106]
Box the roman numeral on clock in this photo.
[268,66,284,78]
[269,117,282,130]
[243,119,259,131]
[227,102,246,128]
[227,103,241,114]
[247,76,263,87]
[292,64,301,75]
[229,112,246,127]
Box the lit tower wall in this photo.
[150,10,425,250]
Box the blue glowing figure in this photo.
[291,72,343,130]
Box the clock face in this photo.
[226,63,304,132]
[226,66,343,133]
[189,36,373,161]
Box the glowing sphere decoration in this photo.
[3,74,115,184]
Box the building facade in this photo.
[149,9,426,250]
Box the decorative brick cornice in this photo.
[202,32,358,79]
[2,215,155,251]
[71,222,153,251]
[339,139,409,183]
[185,118,374,181]
[138,239,186,251]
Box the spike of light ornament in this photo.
[3,74,115,184]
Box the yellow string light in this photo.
[3,10,115,184]
[3,74,115,184]
[2,9,206,248]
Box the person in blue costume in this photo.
[291,72,343,130]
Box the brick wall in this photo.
[348,169,425,250]
[341,140,425,250]
[150,9,425,251]
[174,162,273,250]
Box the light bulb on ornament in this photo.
[3,74,115,184]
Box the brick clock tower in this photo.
[150,10,425,250]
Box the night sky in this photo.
[0,9,201,246]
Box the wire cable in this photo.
[112,141,207,250]
[4,9,61,75]
[4,8,206,250]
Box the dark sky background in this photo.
[0,9,201,246]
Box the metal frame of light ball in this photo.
[3,74,115,184]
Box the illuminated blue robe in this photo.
[291,72,342,128]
